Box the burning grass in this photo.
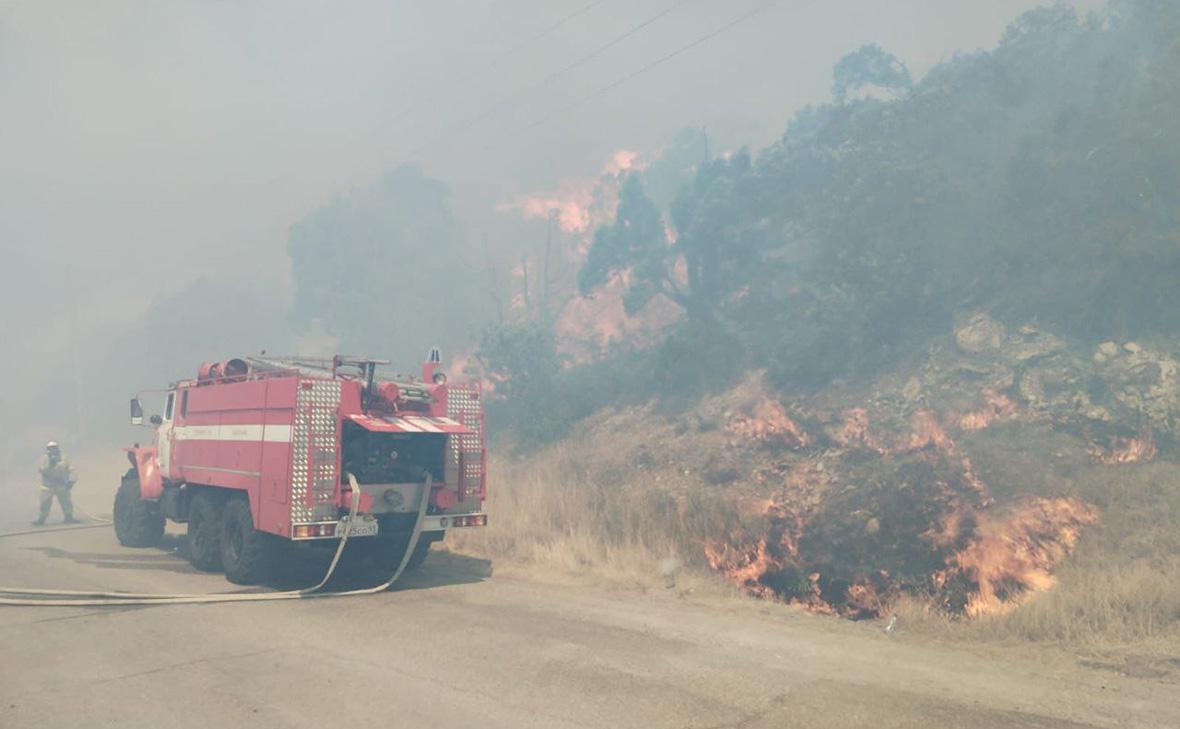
[450,410,1179,649]
[452,343,1179,648]
[1086,428,1158,465]
[901,427,1180,648]
[703,442,1096,620]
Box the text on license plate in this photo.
[339,516,379,537]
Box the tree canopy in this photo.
[287,165,484,365]
[576,0,1180,392]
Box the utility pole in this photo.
[481,232,504,324]
[520,254,531,319]
[542,208,556,323]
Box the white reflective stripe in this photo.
[183,465,261,477]
[263,425,292,443]
[171,424,292,443]
[381,417,421,432]
[404,416,441,433]
[172,425,219,441]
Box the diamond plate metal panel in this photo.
[446,384,484,501]
[291,379,342,525]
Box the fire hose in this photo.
[0,473,429,607]
[0,501,114,539]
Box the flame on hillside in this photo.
[1088,428,1157,464]
[496,148,682,364]
[498,149,638,234]
[727,399,811,449]
[708,392,1097,618]
[833,408,886,453]
[555,269,682,365]
[907,410,955,451]
[935,497,1098,617]
[958,390,1020,431]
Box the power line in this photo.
[349,2,610,142]
[481,0,784,153]
[395,0,696,161]
[498,1,609,62]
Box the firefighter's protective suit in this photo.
[36,447,76,524]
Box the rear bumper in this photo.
[289,512,487,540]
[419,513,487,531]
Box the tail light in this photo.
[293,523,338,539]
[450,514,487,528]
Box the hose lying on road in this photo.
[0,522,110,540]
[0,503,114,540]
[0,473,429,607]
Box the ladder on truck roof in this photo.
[245,355,390,379]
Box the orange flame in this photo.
[727,399,811,449]
[497,149,639,233]
[496,148,682,364]
[1088,429,1157,464]
[554,269,681,365]
[943,497,1098,617]
[906,410,955,451]
[833,408,886,453]
[705,417,1096,619]
[958,390,1020,431]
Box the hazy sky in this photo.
[0,0,1103,369]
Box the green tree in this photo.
[578,152,769,322]
[577,175,673,315]
[287,165,486,363]
[832,44,912,101]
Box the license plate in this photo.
[338,515,379,537]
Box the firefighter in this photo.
[34,441,78,526]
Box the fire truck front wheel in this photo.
[220,497,274,585]
[187,491,224,572]
[113,469,166,548]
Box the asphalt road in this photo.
[0,520,1175,729]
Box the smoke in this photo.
[0,0,1115,547]
[0,0,1065,380]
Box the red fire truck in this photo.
[116,354,487,585]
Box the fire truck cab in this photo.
[116,354,487,585]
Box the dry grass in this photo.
[453,411,1180,653]
[893,558,1180,648]
[896,426,1180,651]
[448,432,747,595]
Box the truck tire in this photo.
[113,469,165,548]
[220,497,273,585]
[187,490,224,572]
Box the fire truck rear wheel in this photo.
[187,491,224,572]
[113,469,165,548]
[220,497,274,585]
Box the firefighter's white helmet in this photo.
[45,441,60,449]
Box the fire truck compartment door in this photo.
[345,414,473,434]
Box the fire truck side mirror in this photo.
[130,398,144,426]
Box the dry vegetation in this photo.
[451,398,1180,654]
[938,426,1180,649]
[448,436,747,596]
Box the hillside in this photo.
[453,314,1180,651]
